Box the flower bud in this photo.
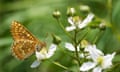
[80,40,88,49]
[99,23,106,30]
[67,7,76,17]
[52,34,61,45]
[53,10,61,19]
[79,5,90,12]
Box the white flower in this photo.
[80,44,116,72]
[30,44,57,68]
[78,13,94,29]
[80,62,96,71]
[65,42,91,59]
[66,13,94,31]
[65,42,80,51]
[85,44,104,61]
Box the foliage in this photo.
[0,0,120,72]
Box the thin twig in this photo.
[56,19,74,40]
[74,29,80,66]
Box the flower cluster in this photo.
[29,6,116,72]
[66,13,94,31]
[80,44,116,72]
[65,41,115,72]
[61,7,115,72]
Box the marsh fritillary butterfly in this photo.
[11,21,46,60]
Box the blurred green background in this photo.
[0,0,120,72]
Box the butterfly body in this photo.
[11,21,46,60]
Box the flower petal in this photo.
[36,51,46,60]
[93,66,102,72]
[85,44,104,62]
[48,44,57,52]
[46,44,57,58]
[30,60,41,68]
[68,17,74,25]
[66,26,76,31]
[80,62,96,71]
[78,13,94,29]
[65,42,75,51]
[102,52,116,69]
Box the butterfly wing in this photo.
[11,21,46,60]
[11,21,38,41]
[11,40,36,60]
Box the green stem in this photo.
[107,0,112,23]
[50,60,73,72]
[93,30,104,44]
[52,61,68,70]
[56,19,74,40]
[58,45,80,72]
[58,45,78,61]
[74,29,80,67]
[77,28,90,45]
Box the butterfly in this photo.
[11,21,46,60]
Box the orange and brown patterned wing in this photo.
[11,21,46,60]
[11,40,36,60]
[11,21,38,41]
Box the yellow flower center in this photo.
[73,16,81,25]
[81,40,88,48]
[40,47,47,55]
[97,56,104,65]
